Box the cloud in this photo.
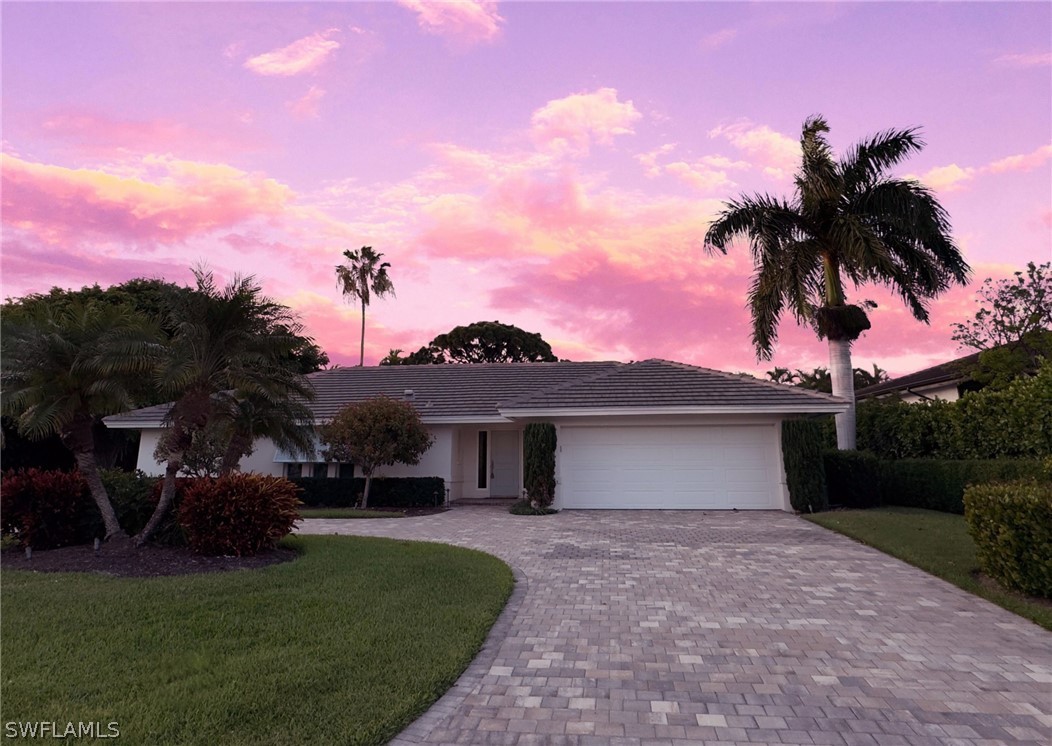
[397,0,504,45]
[0,153,293,245]
[530,88,642,156]
[636,143,677,177]
[986,144,1052,174]
[914,163,976,192]
[663,155,750,193]
[708,121,800,179]
[993,52,1052,69]
[913,144,1051,193]
[701,28,737,51]
[244,29,341,76]
[287,86,326,120]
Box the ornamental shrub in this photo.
[881,459,1046,514]
[178,474,301,556]
[823,451,882,509]
[964,480,1052,598]
[781,420,829,513]
[0,469,94,549]
[523,423,557,509]
[291,476,445,508]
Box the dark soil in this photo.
[974,570,1052,609]
[1,541,297,578]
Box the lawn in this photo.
[805,507,1052,631]
[1,536,514,745]
[298,507,403,519]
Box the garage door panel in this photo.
[559,425,778,510]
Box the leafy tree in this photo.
[319,396,434,509]
[951,261,1052,388]
[1,301,161,539]
[765,367,797,385]
[141,271,316,544]
[705,115,970,448]
[335,246,395,366]
[388,321,559,365]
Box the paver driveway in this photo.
[298,509,1052,745]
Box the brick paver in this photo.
[298,509,1052,745]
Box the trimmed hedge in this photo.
[781,420,829,513]
[965,480,1052,598]
[292,476,445,508]
[882,459,1046,514]
[823,451,882,509]
[523,423,557,508]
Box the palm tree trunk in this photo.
[219,432,250,476]
[828,338,856,450]
[360,299,366,366]
[73,449,127,540]
[135,457,181,545]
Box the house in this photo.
[856,350,981,402]
[105,359,846,511]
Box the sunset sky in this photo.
[3,1,1050,376]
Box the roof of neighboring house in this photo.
[105,359,846,428]
[856,350,979,399]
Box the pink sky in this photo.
[2,2,1050,376]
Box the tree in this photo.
[768,365,889,393]
[335,246,395,366]
[386,321,559,365]
[319,396,434,509]
[141,270,316,544]
[1,301,161,540]
[951,262,1052,388]
[214,392,317,476]
[705,115,970,449]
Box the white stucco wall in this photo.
[133,429,285,477]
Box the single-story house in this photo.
[856,351,981,402]
[105,359,846,511]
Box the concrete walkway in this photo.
[298,509,1052,745]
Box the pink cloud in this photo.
[287,86,326,119]
[913,144,1051,193]
[636,143,677,177]
[397,0,504,45]
[986,144,1052,174]
[1,153,293,245]
[663,155,749,193]
[914,163,976,192]
[243,29,341,76]
[993,52,1052,69]
[708,121,800,180]
[701,28,738,51]
[530,88,642,156]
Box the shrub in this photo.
[178,474,301,556]
[0,469,94,549]
[781,420,829,513]
[523,423,557,509]
[823,451,882,508]
[881,459,1046,514]
[965,480,1052,598]
[508,499,557,516]
[292,476,445,508]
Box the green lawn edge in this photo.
[804,507,1052,632]
[1,535,514,745]
[298,507,403,519]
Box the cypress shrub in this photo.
[881,459,1046,514]
[781,420,829,513]
[523,423,557,508]
[823,451,882,508]
[965,480,1052,598]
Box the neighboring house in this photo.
[856,351,981,402]
[105,359,845,511]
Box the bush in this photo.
[292,476,445,508]
[781,420,829,513]
[508,500,557,516]
[178,474,301,556]
[0,469,94,549]
[881,459,1046,514]
[823,451,882,508]
[965,480,1052,598]
[523,423,557,508]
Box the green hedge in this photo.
[781,420,828,512]
[882,459,1046,514]
[965,480,1052,598]
[523,423,557,508]
[823,451,882,509]
[292,477,445,508]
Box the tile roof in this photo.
[856,351,979,398]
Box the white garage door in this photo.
[558,425,780,510]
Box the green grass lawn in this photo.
[298,507,403,519]
[805,507,1052,631]
[1,536,514,745]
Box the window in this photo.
[312,463,328,479]
[286,463,302,479]
[338,463,355,479]
[477,431,488,489]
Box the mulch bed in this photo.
[1,541,297,578]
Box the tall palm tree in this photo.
[704,115,970,449]
[335,246,395,366]
[139,270,315,544]
[215,391,317,476]
[1,301,161,540]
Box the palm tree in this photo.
[335,246,395,366]
[215,391,317,476]
[704,115,970,449]
[139,270,316,544]
[1,301,161,540]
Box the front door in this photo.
[489,430,520,497]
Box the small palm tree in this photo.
[336,246,395,366]
[140,270,315,544]
[215,391,317,476]
[1,301,161,540]
[705,115,970,448]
